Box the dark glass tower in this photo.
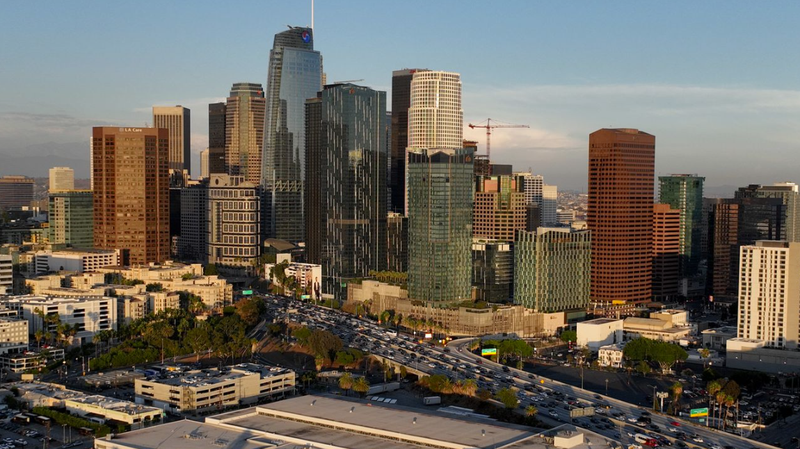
[390,69,427,213]
[305,84,388,299]
[659,174,705,277]
[262,27,322,242]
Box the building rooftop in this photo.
[146,364,292,388]
[17,382,160,417]
[580,318,622,325]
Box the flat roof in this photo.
[145,364,292,387]
[580,318,621,325]
[96,420,269,449]
[16,382,160,417]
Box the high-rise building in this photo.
[153,106,191,175]
[514,227,591,313]
[518,173,543,206]
[407,148,473,303]
[407,71,463,151]
[200,149,209,179]
[737,241,800,349]
[207,174,261,271]
[542,184,558,226]
[49,167,74,191]
[473,175,526,241]
[588,128,655,314]
[390,69,428,213]
[652,204,681,300]
[178,179,208,262]
[92,127,170,265]
[48,190,93,248]
[262,26,322,242]
[208,102,227,175]
[0,176,34,210]
[472,240,513,303]
[738,182,800,243]
[224,83,265,184]
[305,84,388,299]
[658,174,705,278]
[387,213,407,273]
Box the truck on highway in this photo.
[633,434,658,447]
[423,396,442,405]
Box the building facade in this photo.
[658,174,705,278]
[207,174,261,271]
[390,68,427,213]
[587,128,655,314]
[0,255,11,295]
[737,241,800,349]
[305,84,388,299]
[386,213,408,273]
[652,204,681,300]
[49,167,74,191]
[92,127,170,265]
[207,102,227,176]
[407,148,473,303]
[407,71,463,152]
[262,27,322,242]
[178,179,208,262]
[33,249,119,274]
[471,240,513,303]
[0,318,27,355]
[152,106,191,174]
[48,190,93,248]
[224,83,265,184]
[473,175,526,241]
[0,176,34,210]
[514,228,591,313]
[1,295,117,345]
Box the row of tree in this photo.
[623,337,688,374]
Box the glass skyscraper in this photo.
[407,148,474,303]
[305,84,388,300]
[262,27,322,242]
[659,174,705,277]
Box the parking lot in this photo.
[0,418,92,449]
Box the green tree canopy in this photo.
[560,330,577,343]
[495,387,519,409]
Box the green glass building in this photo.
[407,148,473,303]
[48,190,93,248]
[658,174,705,277]
[513,228,591,312]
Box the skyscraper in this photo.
[514,228,591,313]
[658,174,705,278]
[49,167,74,191]
[387,212,408,272]
[588,128,655,314]
[207,102,227,175]
[152,106,191,174]
[262,26,322,242]
[739,182,800,243]
[92,127,169,265]
[224,83,265,184]
[305,84,388,299]
[738,241,800,349]
[473,175,526,241]
[390,68,427,213]
[207,174,261,271]
[542,184,558,226]
[178,179,208,262]
[407,148,473,303]
[48,190,93,248]
[407,71,463,151]
[652,204,681,300]
[0,176,34,210]
[200,149,209,179]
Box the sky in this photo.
[1,1,799,192]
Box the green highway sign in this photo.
[481,348,497,356]
[241,290,253,295]
[690,407,708,417]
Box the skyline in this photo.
[1,1,799,191]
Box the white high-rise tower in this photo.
[407,71,463,150]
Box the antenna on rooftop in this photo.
[311,0,314,30]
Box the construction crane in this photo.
[468,118,529,160]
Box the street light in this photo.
[605,378,609,396]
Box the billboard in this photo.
[690,408,708,417]
[481,348,498,356]
[424,333,433,339]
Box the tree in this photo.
[339,372,354,396]
[399,366,408,380]
[670,382,683,415]
[461,378,478,397]
[495,388,519,409]
[307,329,343,364]
[146,283,164,292]
[204,264,219,276]
[235,297,264,327]
[706,380,722,424]
[293,326,312,346]
[560,330,577,344]
[186,325,211,362]
[636,361,651,377]
[525,404,538,417]
[352,377,370,397]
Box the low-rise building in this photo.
[726,337,800,373]
[576,318,624,351]
[0,318,28,355]
[0,348,64,373]
[265,254,322,300]
[622,317,692,343]
[97,262,203,283]
[135,363,295,413]
[0,295,117,345]
[597,343,624,368]
[701,326,737,352]
[33,249,119,274]
[15,382,162,428]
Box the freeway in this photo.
[261,295,776,449]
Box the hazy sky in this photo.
[1,1,799,192]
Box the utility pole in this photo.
[657,391,669,413]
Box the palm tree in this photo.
[525,405,538,418]
[461,379,478,397]
[34,330,44,350]
[440,378,453,394]
[338,372,354,396]
[352,377,370,397]
[715,391,727,428]
[707,380,722,426]
[670,382,683,415]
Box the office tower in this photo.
[557,210,576,225]
[387,213,408,272]
[208,102,227,175]
[658,174,705,278]
[542,184,558,226]
[472,240,513,303]
[588,128,655,313]
[652,204,681,300]
[514,228,591,312]
[207,174,261,270]
[408,71,463,151]
[0,255,10,295]
[169,187,182,257]
[739,182,800,243]
[738,241,800,349]
[525,203,541,231]
[153,106,191,174]
[224,83,265,184]
[92,127,170,265]
[0,176,34,210]
[473,175,526,241]
[518,173,543,205]
[262,27,322,242]
[407,148,473,303]
[49,167,74,191]
[390,69,428,213]
[473,155,491,177]
[305,84,388,299]
[48,190,93,248]
[200,149,209,179]
[178,180,208,262]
